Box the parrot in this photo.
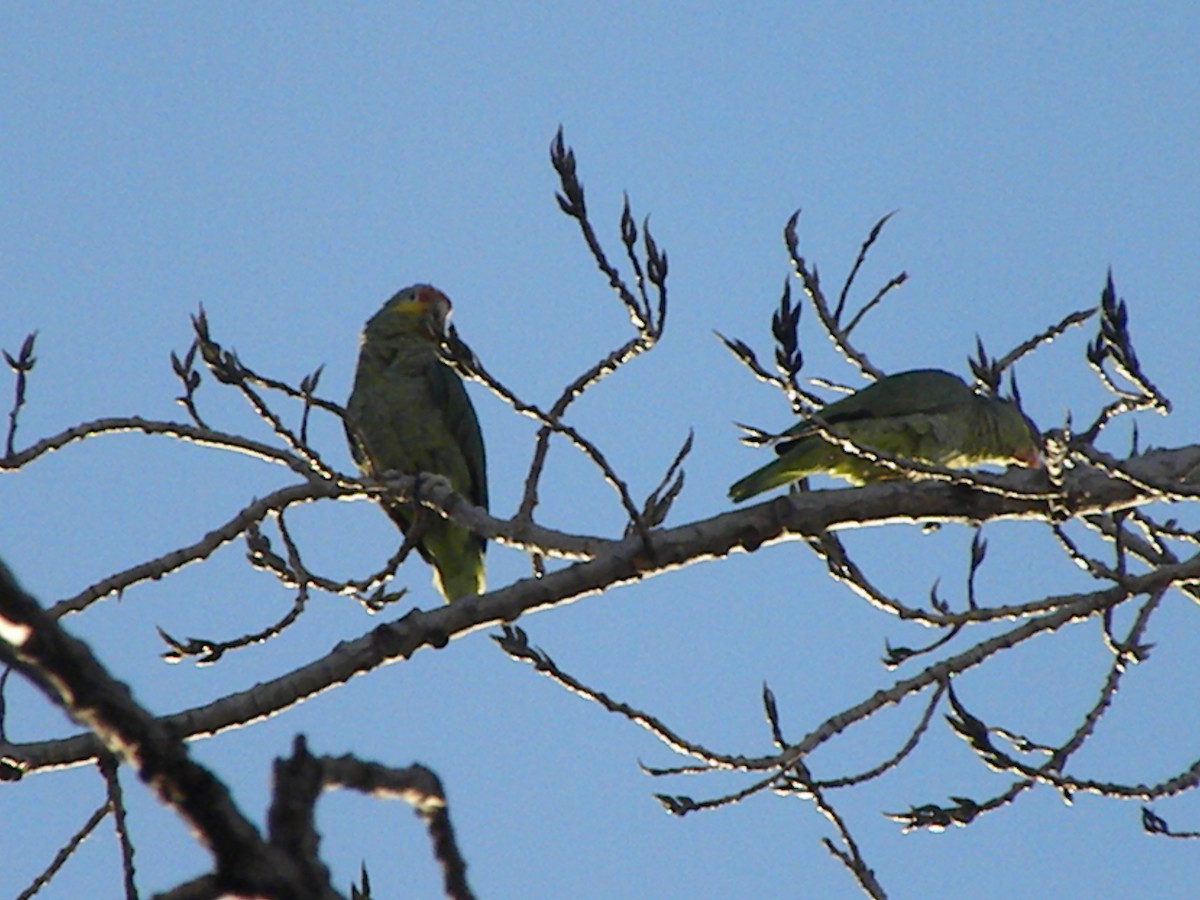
[728,368,1042,502]
[345,284,488,601]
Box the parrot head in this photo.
[364,284,453,343]
[1014,438,1043,468]
[994,400,1044,469]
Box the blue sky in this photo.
[3,5,1199,897]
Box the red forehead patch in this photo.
[416,285,451,309]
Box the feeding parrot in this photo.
[728,368,1042,502]
[345,284,488,601]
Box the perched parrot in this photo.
[345,284,488,601]
[728,368,1042,502]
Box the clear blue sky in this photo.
[4,5,1199,897]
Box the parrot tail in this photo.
[728,455,805,503]
[432,552,486,602]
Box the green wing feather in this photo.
[426,358,488,515]
[779,370,975,435]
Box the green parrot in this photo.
[728,368,1042,501]
[346,284,488,601]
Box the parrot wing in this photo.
[426,356,488,516]
[777,369,974,443]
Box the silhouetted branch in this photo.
[98,753,138,900]
[318,744,475,900]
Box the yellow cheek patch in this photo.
[387,297,426,317]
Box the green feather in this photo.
[729,369,1040,501]
[346,285,488,601]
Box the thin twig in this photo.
[16,801,111,900]
[4,331,38,459]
